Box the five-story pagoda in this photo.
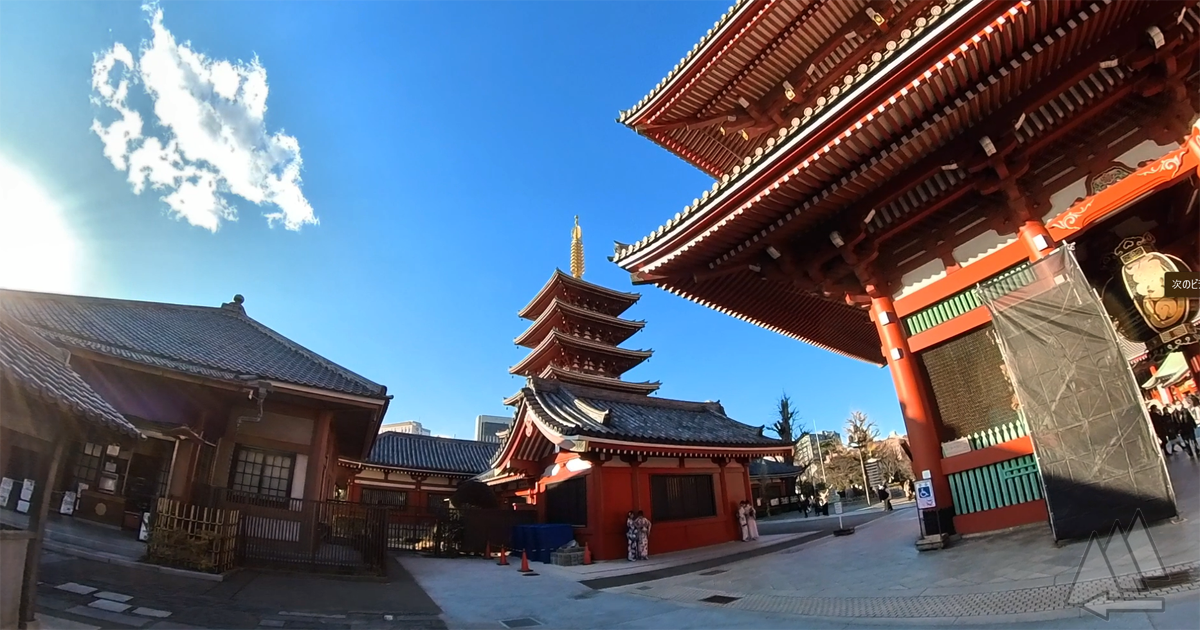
[511,218,661,396]
[482,219,791,561]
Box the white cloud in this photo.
[89,4,317,232]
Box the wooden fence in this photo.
[146,498,239,574]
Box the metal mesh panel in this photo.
[920,325,1021,442]
[977,247,1176,541]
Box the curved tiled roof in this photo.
[749,459,806,478]
[618,0,753,125]
[520,377,786,449]
[0,290,387,399]
[365,432,499,476]
[0,316,139,437]
[612,0,965,267]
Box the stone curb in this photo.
[44,538,231,582]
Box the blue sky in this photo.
[0,1,905,440]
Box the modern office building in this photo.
[380,421,431,436]
[474,415,512,444]
[797,431,841,466]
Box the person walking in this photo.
[878,485,893,511]
[1173,404,1197,459]
[799,495,810,518]
[1150,403,1171,457]
[633,510,652,560]
[625,511,638,561]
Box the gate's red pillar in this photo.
[869,294,952,527]
[1017,220,1055,262]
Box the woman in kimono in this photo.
[745,502,760,541]
[633,511,652,560]
[625,511,637,561]
[737,501,751,541]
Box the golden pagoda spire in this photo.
[571,215,585,279]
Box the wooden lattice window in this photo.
[650,474,716,522]
[229,446,294,499]
[361,487,407,508]
[72,442,103,488]
[545,476,588,526]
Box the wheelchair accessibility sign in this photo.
[915,480,935,509]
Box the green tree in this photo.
[769,393,807,465]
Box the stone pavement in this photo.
[400,456,1199,628]
[35,551,445,629]
[609,456,1200,621]
[400,553,1198,629]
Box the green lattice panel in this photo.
[949,454,1043,516]
[902,261,1033,336]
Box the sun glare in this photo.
[0,155,82,294]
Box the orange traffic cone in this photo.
[583,543,592,565]
[518,549,533,573]
[497,545,509,566]
[484,542,492,560]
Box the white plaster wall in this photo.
[892,258,947,300]
[233,409,314,446]
[954,231,1017,269]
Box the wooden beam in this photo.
[763,2,1186,257]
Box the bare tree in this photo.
[844,411,879,454]
[845,411,880,502]
[769,393,806,465]
[821,451,865,491]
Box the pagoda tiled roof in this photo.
[535,365,660,396]
[518,270,640,320]
[364,432,498,476]
[0,314,139,438]
[514,298,646,348]
[0,289,388,399]
[517,377,786,450]
[509,330,652,378]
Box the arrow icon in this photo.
[1082,596,1165,620]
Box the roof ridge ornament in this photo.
[571,216,585,279]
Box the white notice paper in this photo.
[0,478,12,506]
[60,491,77,515]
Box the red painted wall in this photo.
[582,462,750,561]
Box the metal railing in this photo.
[199,487,390,575]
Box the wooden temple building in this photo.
[613,0,1199,540]
[0,290,391,560]
[483,220,791,560]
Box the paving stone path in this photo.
[36,553,447,629]
[615,560,1200,619]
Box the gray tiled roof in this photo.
[366,432,499,476]
[749,459,805,479]
[0,290,387,399]
[0,316,139,437]
[519,377,786,449]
